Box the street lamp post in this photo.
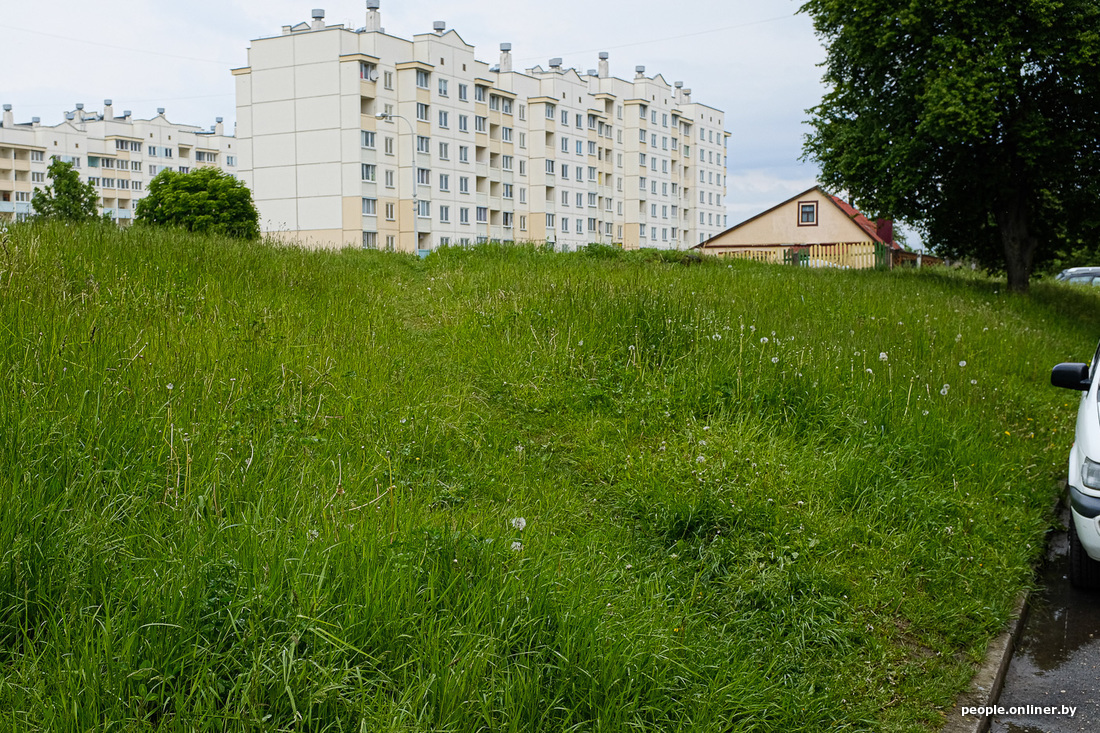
[375,112,417,254]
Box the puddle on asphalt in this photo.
[990,508,1100,732]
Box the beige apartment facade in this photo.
[234,2,729,252]
[0,102,237,224]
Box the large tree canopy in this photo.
[32,159,100,223]
[135,167,259,239]
[801,0,1100,292]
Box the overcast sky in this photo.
[1,0,827,226]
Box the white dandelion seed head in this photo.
[772,357,779,364]
[971,379,977,385]
[510,517,527,531]
[510,541,524,552]
[760,337,768,344]
[695,455,706,464]
[879,352,888,361]
[959,360,967,367]
[940,385,950,396]
[866,368,873,374]
[166,383,174,390]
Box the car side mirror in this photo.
[1051,362,1091,391]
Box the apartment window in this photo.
[384,137,394,155]
[561,190,570,206]
[518,132,526,149]
[576,219,583,234]
[502,127,512,142]
[360,62,377,80]
[103,158,116,169]
[416,103,429,122]
[503,184,513,199]
[502,155,513,171]
[798,201,818,226]
[362,197,377,215]
[561,110,569,125]
[588,217,597,232]
[519,187,526,204]
[651,179,657,194]
[545,103,555,119]
[460,207,470,224]
[651,204,657,217]
[438,110,449,128]
[417,168,431,185]
[518,160,526,176]
[503,212,513,228]
[502,98,513,114]
[133,181,143,192]
[385,202,395,220]
[384,71,394,89]
[475,116,487,132]
[439,173,450,191]
[363,231,377,249]
[459,146,469,163]
[575,167,582,182]
[519,215,527,230]
[561,137,569,153]
[561,217,569,233]
[489,94,500,111]
[417,200,431,217]
[588,166,596,181]
[459,176,469,193]
[32,172,45,183]
[361,164,376,181]
[519,104,526,120]
[474,85,487,102]
[546,213,555,228]
[650,158,657,171]
[562,164,569,179]
[385,235,396,251]
[439,205,450,223]
[459,115,468,132]
[439,142,450,160]
[662,205,668,219]
[575,192,583,207]
[639,129,647,142]
[226,156,235,167]
[417,136,430,154]
[458,83,468,101]
[362,130,376,149]
[385,169,395,188]
[588,193,597,207]
[31,151,44,162]
[438,78,449,97]
[416,69,430,88]
[575,140,583,155]
[476,207,488,223]
[588,141,596,155]
[639,177,646,190]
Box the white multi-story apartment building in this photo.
[0,102,237,223]
[234,2,729,252]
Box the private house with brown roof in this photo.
[694,185,901,269]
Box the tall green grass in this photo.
[0,222,1094,731]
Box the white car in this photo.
[1052,341,1100,588]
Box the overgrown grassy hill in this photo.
[1,223,1096,732]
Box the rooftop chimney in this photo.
[157,107,166,116]
[2,104,12,128]
[549,57,562,71]
[215,117,224,135]
[598,52,609,79]
[682,88,691,102]
[674,81,683,103]
[634,65,645,79]
[32,117,40,126]
[364,0,381,32]
[123,110,131,119]
[500,43,513,73]
[433,20,446,34]
[311,9,325,30]
[104,99,114,118]
[587,69,597,76]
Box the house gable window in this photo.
[798,201,818,226]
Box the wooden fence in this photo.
[713,242,891,270]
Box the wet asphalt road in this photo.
[991,505,1100,732]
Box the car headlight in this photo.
[1084,457,1100,491]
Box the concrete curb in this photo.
[940,591,1030,733]
[941,489,1065,733]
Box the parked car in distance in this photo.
[1055,267,1100,286]
[1052,339,1100,588]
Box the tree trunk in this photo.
[996,200,1037,294]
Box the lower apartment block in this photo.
[234,3,729,253]
[0,103,237,224]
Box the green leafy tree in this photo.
[801,0,1100,292]
[32,158,100,222]
[135,167,259,239]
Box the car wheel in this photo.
[1068,516,1100,590]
